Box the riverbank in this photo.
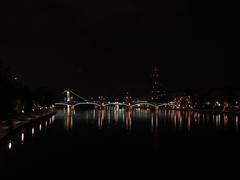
[161,108,240,114]
[0,110,56,141]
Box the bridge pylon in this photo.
[98,103,105,110]
[126,103,132,111]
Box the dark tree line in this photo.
[0,61,56,122]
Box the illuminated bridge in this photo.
[55,90,176,110]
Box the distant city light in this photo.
[21,132,24,144]
[8,141,12,150]
[32,127,35,136]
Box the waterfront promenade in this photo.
[0,110,56,141]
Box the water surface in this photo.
[0,109,239,173]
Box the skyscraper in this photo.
[151,66,166,102]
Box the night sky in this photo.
[1,0,239,96]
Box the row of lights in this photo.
[8,116,55,150]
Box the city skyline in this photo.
[2,59,240,97]
[1,0,240,174]
[1,0,240,96]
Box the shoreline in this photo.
[160,108,240,114]
[0,110,56,142]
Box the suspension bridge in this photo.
[54,90,176,111]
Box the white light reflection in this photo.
[107,110,111,126]
[216,114,221,128]
[52,115,55,122]
[21,132,24,144]
[122,110,125,123]
[155,112,159,132]
[236,115,239,130]
[39,124,42,131]
[151,113,154,132]
[197,113,200,124]
[114,109,119,123]
[93,110,96,121]
[163,110,167,128]
[32,127,35,136]
[8,141,12,150]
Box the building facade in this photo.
[151,66,166,102]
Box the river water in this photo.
[0,108,240,175]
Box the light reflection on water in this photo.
[4,115,56,151]
[126,111,132,130]
[236,115,239,131]
[61,109,240,134]
[32,127,35,136]
[1,109,240,172]
[21,132,24,144]
[151,112,159,132]
[187,112,191,131]
[2,111,240,153]
[64,106,73,130]
[8,141,12,150]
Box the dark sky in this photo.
[1,0,240,96]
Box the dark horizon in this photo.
[1,0,240,96]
